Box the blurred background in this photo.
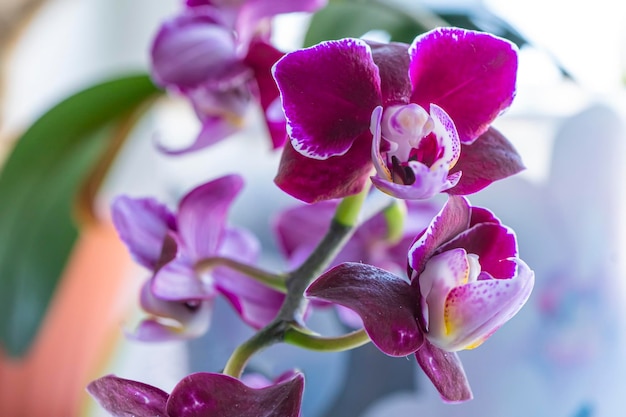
[0,0,625,416]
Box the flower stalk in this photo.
[195,256,288,293]
[284,326,370,352]
[222,184,371,377]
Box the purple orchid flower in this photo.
[87,371,304,417]
[306,196,534,402]
[151,1,327,153]
[111,174,284,341]
[273,28,523,203]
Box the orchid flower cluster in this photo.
[88,1,535,415]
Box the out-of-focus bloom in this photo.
[87,371,304,417]
[185,0,327,47]
[273,28,522,203]
[274,197,440,326]
[112,174,284,341]
[274,198,441,275]
[306,196,534,402]
[150,1,326,153]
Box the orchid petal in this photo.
[177,174,244,259]
[236,0,327,46]
[307,263,423,357]
[409,27,518,144]
[408,196,471,277]
[273,201,336,258]
[273,38,381,159]
[429,103,460,168]
[244,39,287,148]
[136,281,214,341]
[87,375,168,417]
[274,137,373,203]
[418,248,473,338]
[131,312,211,342]
[214,228,284,329]
[166,371,305,417]
[156,112,241,155]
[439,222,518,279]
[151,259,211,300]
[111,196,176,270]
[470,206,501,226]
[368,41,411,105]
[447,127,525,194]
[414,339,473,403]
[151,8,241,89]
[431,259,534,351]
[217,271,285,329]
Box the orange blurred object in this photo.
[0,222,134,417]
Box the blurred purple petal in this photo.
[151,8,241,89]
[111,196,176,270]
[166,371,304,417]
[156,112,241,155]
[273,38,381,159]
[214,228,284,328]
[273,201,336,258]
[87,375,168,417]
[409,27,517,144]
[177,174,244,259]
[415,340,472,403]
[151,259,210,300]
[236,0,327,46]
[307,263,423,356]
[244,39,286,148]
[447,127,525,195]
[216,271,285,329]
[136,281,214,341]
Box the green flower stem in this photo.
[383,199,407,243]
[333,186,369,227]
[222,185,371,378]
[222,321,285,378]
[195,256,287,293]
[284,326,370,352]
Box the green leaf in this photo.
[0,74,161,357]
[304,2,429,47]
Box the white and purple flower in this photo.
[273,28,523,202]
[111,174,284,341]
[306,196,534,402]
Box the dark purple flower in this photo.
[87,371,304,417]
[306,196,534,402]
[112,174,284,340]
[150,1,327,152]
[273,28,522,202]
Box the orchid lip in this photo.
[371,103,460,187]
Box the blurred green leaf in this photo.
[304,2,430,47]
[0,74,161,357]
